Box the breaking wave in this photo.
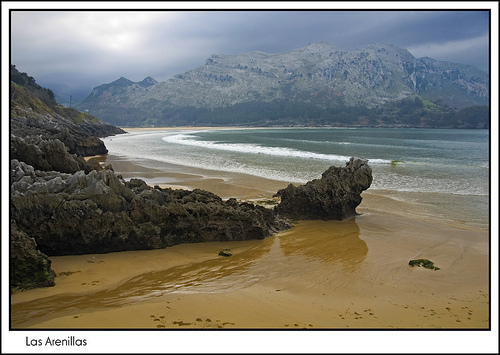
[162,133,391,164]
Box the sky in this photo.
[5,3,495,100]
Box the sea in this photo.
[102,127,491,231]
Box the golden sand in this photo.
[11,156,490,330]
[11,203,489,330]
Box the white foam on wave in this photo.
[279,137,353,145]
[162,133,392,164]
[372,172,488,196]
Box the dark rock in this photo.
[10,135,100,174]
[10,220,55,291]
[274,157,372,220]
[10,160,291,256]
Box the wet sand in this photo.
[11,207,489,330]
[10,153,491,333]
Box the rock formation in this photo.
[77,41,489,127]
[10,161,290,257]
[9,153,371,290]
[274,157,372,220]
[9,155,372,290]
[10,135,101,174]
[10,219,56,290]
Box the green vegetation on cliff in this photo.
[10,64,56,107]
[104,97,488,129]
[11,65,102,125]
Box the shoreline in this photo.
[121,126,240,132]
[96,152,489,232]
[10,153,490,330]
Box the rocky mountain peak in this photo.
[76,42,489,127]
[139,76,158,87]
[111,76,134,86]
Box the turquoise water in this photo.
[103,128,490,229]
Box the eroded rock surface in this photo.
[10,220,56,291]
[10,161,290,257]
[274,157,373,220]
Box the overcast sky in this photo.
[7,4,492,99]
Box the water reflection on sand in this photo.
[11,218,367,327]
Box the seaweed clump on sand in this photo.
[218,249,233,257]
[409,259,440,271]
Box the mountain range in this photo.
[76,41,489,127]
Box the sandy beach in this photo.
[11,149,491,332]
[11,211,489,330]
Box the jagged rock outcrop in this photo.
[274,157,372,220]
[10,220,56,291]
[10,160,291,256]
[10,135,101,174]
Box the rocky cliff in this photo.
[10,82,125,157]
[77,41,489,127]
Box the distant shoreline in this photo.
[117,125,491,131]
[121,126,236,131]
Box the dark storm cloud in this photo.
[8,7,492,98]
